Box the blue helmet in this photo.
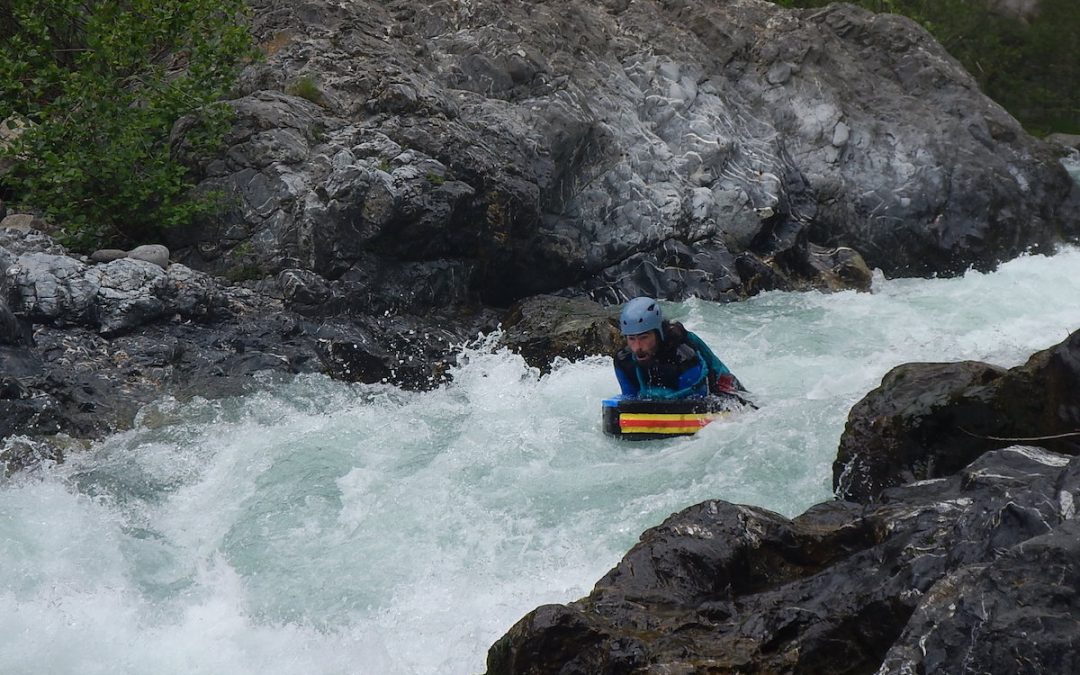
[620,297,663,337]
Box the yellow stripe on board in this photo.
[619,411,728,434]
[622,425,708,434]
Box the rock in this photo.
[127,244,170,269]
[834,328,1080,503]
[86,258,169,335]
[2,253,98,326]
[799,243,874,293]
[0,225,67,257]
[878,516,1080,674]
[1046,132,1080,151]
[487,444,1080,674]
[90,249,128,263]
[161,263,223,320]
[0,434,65,476]
[171,0,1077,311]
[0,300,31,346]
[313,310,497,390]
[0,375,29,400]
[498,294,621,371]
[0,213,48,233]
[277,268,332,311]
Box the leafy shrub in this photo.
[0,0,258,249]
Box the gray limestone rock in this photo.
[86,258,169,335]
[2,253,98,326]
[168,0,1077,312]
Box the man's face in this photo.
[626,331,659,363]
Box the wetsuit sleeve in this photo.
[684,330,750,394]
[684,330,731,376]
[613,352,639,396]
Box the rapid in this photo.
[2,246,1079,675]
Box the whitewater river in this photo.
[2,246,1079,674]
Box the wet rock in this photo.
[0,434,65,476]
[798,243,874,293]
[878,515,1080,674]
[498,294,621,371]
[1046,132,1080,151]
[487,444,1080,674]
[834,328,1080,503]
[161,263,223,320]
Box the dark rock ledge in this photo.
[0,225,502,471]
[485,328,1080,674]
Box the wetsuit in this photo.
[614,320,738,399]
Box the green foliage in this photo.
[286,76,325,106]
[0,0,258,249]
[768,0,1080,135]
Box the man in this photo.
[614,296,743,399]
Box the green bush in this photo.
[0,0,258,249]
[769,0,1079,135]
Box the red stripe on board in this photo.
[620,418,710,429]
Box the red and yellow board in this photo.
[602,395,742,440]
[617,411,724,435]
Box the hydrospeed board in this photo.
[602,394,746,440]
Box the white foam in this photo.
[2,246,1079,674]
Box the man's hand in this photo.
[715,373,737,393]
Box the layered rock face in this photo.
[173,0,1077,311]
[0,227,498,453]
[834,328,1080,502]
[486,330,1080,674]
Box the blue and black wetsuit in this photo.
[614,321,738,399]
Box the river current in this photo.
[2,246,1079,674]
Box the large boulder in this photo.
[487,445,1080,674]
[498,294,622,371]
[2,253,98,326]
[171,0,1077,312]
[2,253,225,336]
[834,328,1080,503]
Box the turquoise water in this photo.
[2,246,1079,674]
